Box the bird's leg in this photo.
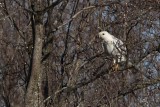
[112,63,119,72]
[112,59,119,72]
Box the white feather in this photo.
[99,31,126,63]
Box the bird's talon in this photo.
[112,64,119,72]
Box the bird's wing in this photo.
[113,38,126,56]
[111,37,127,62]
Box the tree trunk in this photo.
[25,0,44,107]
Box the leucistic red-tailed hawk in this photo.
[99,31,126,64]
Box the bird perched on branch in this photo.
[98,30,156,79]
[99,31,127,71]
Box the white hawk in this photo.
[99,31,127,70]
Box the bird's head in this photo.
[98,31,113,41]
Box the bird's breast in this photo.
[106,42,114,54]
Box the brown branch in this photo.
[42,0,63,13]
[13,0,35,14]
[113,77,160,99]
[3,0,25,40]
[49,2,122,33]
[42,51,160,104]
[0,12,16,21]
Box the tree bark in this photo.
[25,24,44,107]
[25,0,44,107]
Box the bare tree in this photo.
[0,0,160,107]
